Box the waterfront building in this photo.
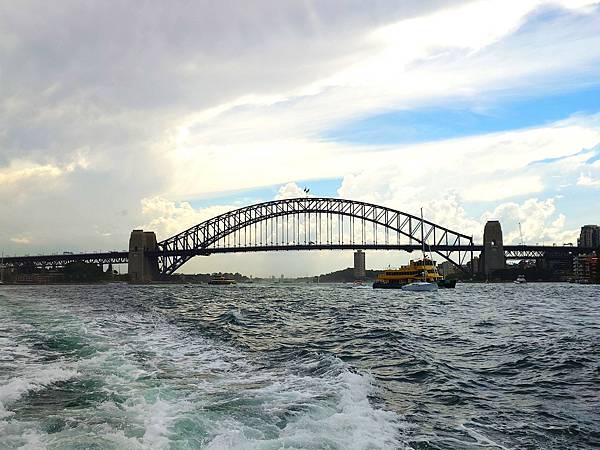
[572,252,598,283]
[577,225,600,248]
[353,250,366,278]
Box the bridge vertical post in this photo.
[470,243,474,278]
[128,230,160,282]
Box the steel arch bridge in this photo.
[156,197,475,275]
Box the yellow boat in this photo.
[373,259,444,289]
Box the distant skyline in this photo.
[1,0,600,276]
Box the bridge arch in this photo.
[156,197,474,276]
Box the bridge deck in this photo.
[1,244,590,268]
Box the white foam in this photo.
[458,422,512,450]
[0,365,79,405]
[1,293,404,450]
[142,398,180,449]
[204,368,402,450]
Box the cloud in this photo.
[163,2,600,198]
[482,197,579,245]
[275,182,312,200]
[462,176,544,202]
[337,115,600,209]
[140,196,237,240]
[10,236,31,245]
[576,173,600,187]
[0,154,89,185]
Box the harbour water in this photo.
[0,283,598,449]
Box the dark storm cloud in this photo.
[0,0,462,253]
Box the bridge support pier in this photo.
[128,230,159,282]
[480,221,505,278]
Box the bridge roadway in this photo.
[1,244,589,269]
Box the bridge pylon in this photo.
[128,230,159,282]
[481,221,505,276]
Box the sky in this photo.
[1,0,600,277]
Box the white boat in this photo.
[399,209,439,293]
[401,281,438,292]
[514,274,527,284]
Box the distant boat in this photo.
[373,259,442,289]
[373,210,447,291]
[352,280,370,289]
[208,274,236,285]
[514,274,526,284]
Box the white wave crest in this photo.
[0,366,79,406]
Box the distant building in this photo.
[438,261,460,276]
[577,225,600,248]
[353,250,366,278]
[573,252,598,283]
[467,256,480,274]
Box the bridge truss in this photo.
[157,197,475,275]
[503,246,580,260]
[2,251,128,270]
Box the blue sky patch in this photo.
[324,84,600,146]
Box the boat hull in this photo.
[437,279,457,289]
[372,281,403,289]
[373,279,455,289]
[401,282,438,292]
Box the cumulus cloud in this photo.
[275,182,312,200]
[482,198,579,245]
[140,196,239,240]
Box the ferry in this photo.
[208,274,236,285]
[373,259,455,289]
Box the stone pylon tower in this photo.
[128,230,160,282]
[353,250,366,278]
[481,221,505,277]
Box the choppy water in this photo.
[0,283,598,449]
